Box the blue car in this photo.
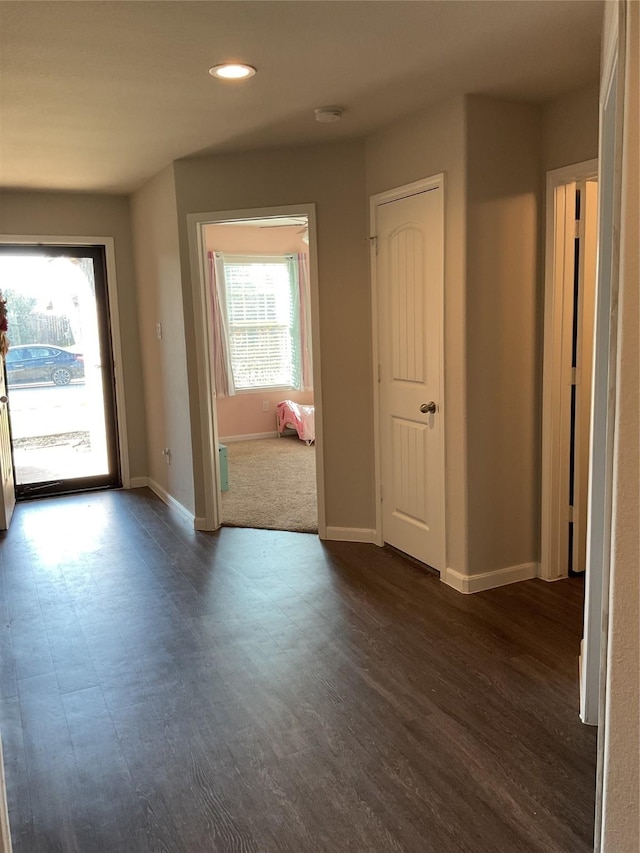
[5,345,84,386]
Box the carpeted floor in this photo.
[221,436,317,532]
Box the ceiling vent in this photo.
[314,107,343,124]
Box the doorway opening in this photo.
[188,205,324,536]
[541,163,598,583]
[541,160,600,728]
[0,245,121,500]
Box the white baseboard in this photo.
[128,476,149,489]
[0,733,12,853]
[219,431,278,443]
[323,526,377,544]
[128,478,209,533]
[442,562,539,594]
[147,478,195,527]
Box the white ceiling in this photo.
[0,0,603,194]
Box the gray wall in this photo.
[365,97,468,574]
[465,96,542,576]
[542,82,599,173]
[172,141,371,529]
[0,84,601,583]
[600,2,639,847]
[0,190,148,481]
[130,166,194,512]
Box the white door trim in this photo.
[585,0,625,739]
[0,734,11,853]
[0,235,131,489]
[540,160,598,582]
[186,204,325,535]
[369,175,446,564]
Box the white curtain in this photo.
[208,251,235,397]
[287,253,313,391]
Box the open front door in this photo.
[0,245,121,500]
[0,361,16,530]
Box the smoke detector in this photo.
[314,106,343,124]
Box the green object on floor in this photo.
[218,444,229,491]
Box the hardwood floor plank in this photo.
[110,702,260,853]
[0,490,596,852]
[14,672,90,852]
[0,697,35,851]
[61,687,153,853]
[0,563,17,698]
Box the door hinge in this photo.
[568,505,575,523]
[574,219,581,238]
[380,483,384,502]
[571,367,578,385]
[377,364,381,383]
[370,236,378,255]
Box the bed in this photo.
[276,400,315,444]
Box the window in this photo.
[223,256,301,390]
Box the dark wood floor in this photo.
[0,489,596,852]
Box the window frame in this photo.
[222,253,301,393]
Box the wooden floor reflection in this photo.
[0,489,596,852]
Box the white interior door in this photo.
[375,183,445,570]
[0,363,15,530]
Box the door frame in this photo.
[586,0,626,739]
[0,235,131,488]
[540,159,598,583]
[369,175,446,563]
[186,203,325,535]
[0,734,11,853]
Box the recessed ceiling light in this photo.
[209,63,256,81]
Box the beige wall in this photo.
[173,141,371,529]
[465,96,542,575]
[366,97,468,574]
[542,82,600,172]
[366,94,544,578]
[204,223,308,256]
[130,166,194,512]
[0,190,147,480]
[0,94,580,587]
[601,2,639,848]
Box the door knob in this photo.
[420,401,436,414]
[0,396,7,404]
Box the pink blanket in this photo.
[276,400,315,443]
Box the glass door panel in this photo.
[0,245,120,497]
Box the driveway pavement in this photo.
[6,382,111,484]
[7,382,88,439]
